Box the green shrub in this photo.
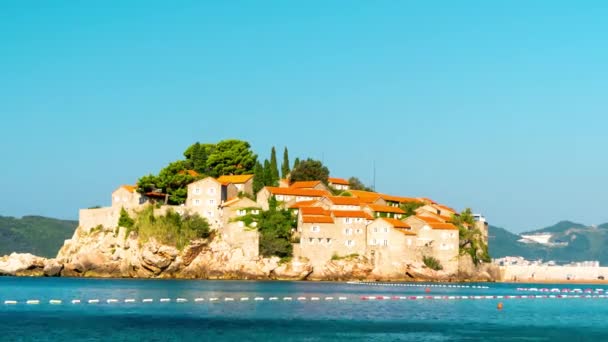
[423,256,443,271]
[118,207,134,228]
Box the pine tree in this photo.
[281,147,290,179]
[293,157,300,170]
[252,161,265,195]
[269,147,279,186]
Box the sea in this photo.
[0,277,606,341]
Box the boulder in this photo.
[43,259,64,277]
[0,253,47,276]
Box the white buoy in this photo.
[50,299,62,305]
[72,299,81,304]
[176,298,188,303]
[160,298,171,303]
[26,300,40,305]
[124,299,136,303]
[4,300,17,305]
[194,298,205,302]
[88,299,100,304]
[107,299,119,304]
[142,298,154,303]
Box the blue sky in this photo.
[1,1,607,232]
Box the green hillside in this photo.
[490,221,608,264]
[0,215,77,258]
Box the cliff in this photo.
[0,224,497,281]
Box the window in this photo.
[344,218,352,224]
[374,227,378,233]
[345,240,354,247]
[206,211,214,218]
[383,240,388,246]
[308,238,314,244]
[355,228,362,234]
[208,187,216,195]
[194,188,201,195]
[252,210,259,215]
[344,228,352,235]
[383,227,388,233]
[317,238,323,244]
[326,238,332,244]
[311,225,320,233]
[208,199,216,205]
[450,233,456,238]
[371,239,377,245]
[276,195,284,201]
[194,199,201,206]
[237,210,246,216]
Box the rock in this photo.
[0,253,47,276]
[271,259,313,280]
[43,259,63,277]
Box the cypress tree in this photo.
[263,159,272,186]
[269,147,279,186]
[293,157,300,170]
[281,147,290,179]
[252,161,265,195]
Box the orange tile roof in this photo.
[416,210,451,223]
[325,196,361,205]
[290,180,322,189]
[120,185,137,193]
[349,190,380,198]
[331,210,373,219]
[366,204,406,214]
[288,200,319,209]
[415,216,458,230]
[380,194,422,203]
[435,204,457,213]
[396,229,417,236]
[302,215,334,223]
[328,177,349,185]
[300,207,329,216]
[265,187,330,197]
[217,174,254,184]
[380,217,411,229]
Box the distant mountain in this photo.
[521,220,587,234]
[0,215,77,258]
[490,221,608,265]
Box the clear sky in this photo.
[1,1,607,232]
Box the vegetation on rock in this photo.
[452,208,490,265]
[423,255,443,270]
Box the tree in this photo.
[348,177,374,192]
[281,147,290,179]
[451,208,490,265]
[205,139,257,177]
[263,159,273,186]
[256,207,295,258]
[252,161,265,195]
[183,142,215,174]
[290,158,330,184]
[401,201,424,217]
[269,146,279,185]
[137,174,161,194]
[157,160,195,205]
[293,157,300,170]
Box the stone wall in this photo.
[78,207,118,232]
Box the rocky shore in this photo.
[0,225,498,282]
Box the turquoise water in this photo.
[1,278,607,341]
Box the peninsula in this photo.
[0,139,494,281]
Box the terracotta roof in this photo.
[415,216,458,230]
[217,174,254,184]
[416,209,451,223]
[435,204,457,213]
[265,187,330,197]
[380,217,411,229]
[380,194,422,203]
[331,210,373,219]
[290,180,322,189]
[328,177,349,185]
[288,200,319,209]
[179,170,200,177]
[396,228,417,236]
[325,196,361,205]
[145,192,166,199]
[300,207,329,216]
[120,185,137,193]
[302,215,334,223]
[349,190,380,198]
[366,204,406,214]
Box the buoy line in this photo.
[347,281,490,289]
[2,293,606,306]
[516,287,607,294]
[0,296,350,306]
